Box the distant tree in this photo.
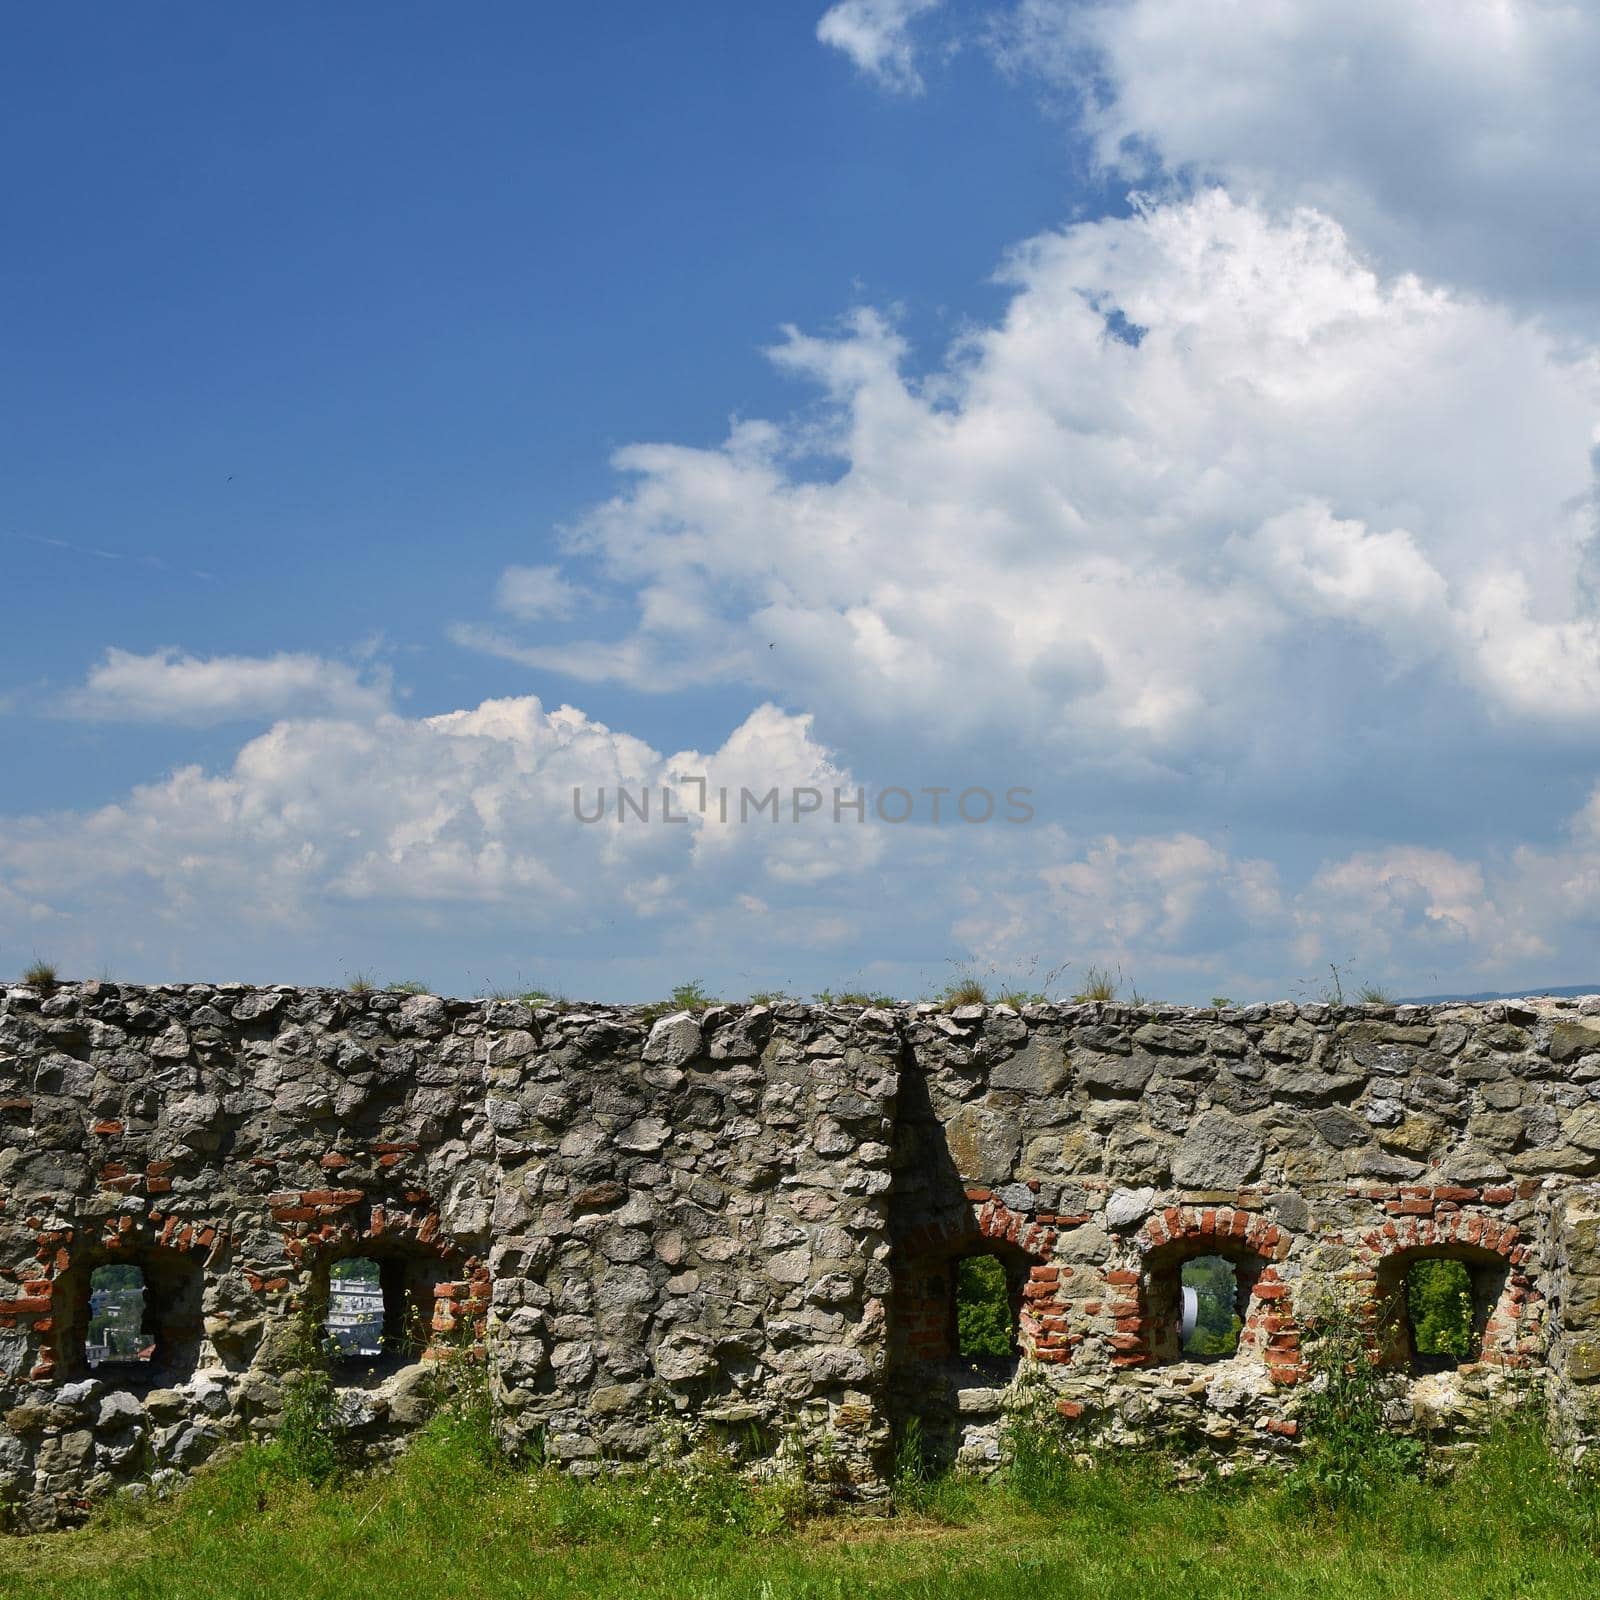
[956,1255,1013,1357]
[87,1265,146,1359]
[1182,1256,1242,1356]
[91,1263,142,1290]
[1408,1259,1473,1357]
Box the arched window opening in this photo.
[898,1239,1048,1366]
[1145,1244,1269,1365]
[318,1250,441,1370]
[1180,1255,1242,1359]
[948,1245,1039,1364]
[1384,1251,1508,1373]
[55,1248,204,1382]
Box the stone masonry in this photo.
[6,982,1600,1528]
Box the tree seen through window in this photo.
[955,1255,1014,1358]
[87,1263,151,1365]
[1181,1255,1241,1358]
[1406,1258,1474,1360]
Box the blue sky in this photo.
[4,2,1084,799]
[4,1,1600,1004]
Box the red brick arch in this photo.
[1358,1210,1536,1368]
[276,1195,488,1346]
[895,1191,1076,1364]
[1107,1205,1300,1380]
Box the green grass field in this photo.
[3,1414,1599,1600]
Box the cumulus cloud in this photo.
[817,0,942,93]
[944,803,1600,1003]
[462,194,1599,772]
[987,0,1600,331]
[60,647,394,725]
[12,673,1600,997]
[0,694,892,978]
[952,829,1284,979]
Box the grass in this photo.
[20,959,58,989]
[637,981,717,1023]
[1303,962,1394,1008]
[996,989,1045,1009]
[4,1418,1599,1600]
[933,957,1074,1011]
[939,974,990,1009]
[473,985,569,1008]
[1072,964,1119,1003]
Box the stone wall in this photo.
[5,982,1600,1528]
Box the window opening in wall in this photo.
[956,1255,1014,1357]
[1402,1257,1481,1370]
[58,1248,204,1381]
[327,1257,386,1359]
[1180,1255,1242,1358]
[86,1264,152,1367]
[1147,1245,1266,1365]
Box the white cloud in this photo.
[458,193,1599,765]
[817,0,942,93]
[0,694,880,958]
[61,647,394,726]
[987,0,1600,331]
[958,828,1277,963]
[1300,846,1495,959]
[944,802,1600,1001]
[495,564,590,621]
[12,673,1600,998]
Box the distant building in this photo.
[327,1279,385,1357]
[87,1284,147,1366]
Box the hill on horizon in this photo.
[1398,983,1600,1005]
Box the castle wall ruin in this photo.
[6,981,1600,1529]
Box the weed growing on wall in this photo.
[423,1314,501,1470]
[1290,1288,1423,1507]
[1072,965,1119,1003]
[939,972,990,1008]
[999,1361,1078,1506]
[274,1305,343,1485]
[637,980,716,1023]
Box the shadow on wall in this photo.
[885,1066,1061,1470]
